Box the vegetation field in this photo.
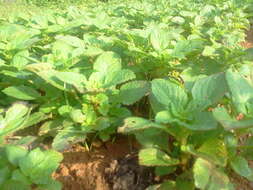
[1,0,253,189]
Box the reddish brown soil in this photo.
[53,137,154,190]
[241,27,253,48]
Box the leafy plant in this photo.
[0,0,253,189]
[0,145,63,190]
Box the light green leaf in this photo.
[226,69,253,115]
[52,126,86,151]
[0,166,11,186]
[1,180,31,190]
[151,79,188,108]
[2,85,41,100]
[5,145,28,166]
[119,81,150,105]
[194,158,231,190]
[11,169,30,186]
[213,107,253,130]
[54,72,86,88]
[94,51,121,73]
[70,109,85,123]
[118,117,167,134]
[197,138,227,166]
[192,73,228,110]
[11,50,29,69]
[0,103,30,138]
[194,158,211,189]
[230,156,253,181]
[19,148,63,185]
[103,69,136,88]
[150,27,170,52]
[139,148,179,166]
[202,46,216,57]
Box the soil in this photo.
[241,27,253,48]
[53,137,155,190]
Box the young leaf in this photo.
[139,148,179,166]
[2,85,41,100]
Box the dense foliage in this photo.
[1,0,253,189]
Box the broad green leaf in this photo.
[22,112,48,129]
[11,50,29,69]
[119,81,150,105]
[103,69,136,88]
[213,107,253,130]
[0,103,30,138]
[118,117,167,134]
[5,145,28,166]
[192,73,228,110]
[0,166,11,186]
[58,105,72,117]
[171,40,203,59]
[172,111,217,131]
[83,46,104,56]
[194,158,231,190]
[94,51,121,73]
[197,138,227,166]
[226,69,253,115]
[135,128,169,150]
[4,103,29,124]
[52,126,86,151]
[1,180,30,190]
[70,109,85,124]
[38,119,63,136]
[19,148,63,185]
[55,35,85,48]
[230,156,253,180]
[150,27,170,52]
[54,72,86,88]
[202,46,216,57]
[176,171,195,190]
[193,158,211,189]
[2,85,41,100]
[155,111,172,124]
[151,79,188,108]
[11,169,30,186]
[139,148,179,166]
[155,166,177,176]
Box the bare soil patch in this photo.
[53,137,155,190]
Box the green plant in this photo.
[119,67,253,189]
[1,0,253,189]
[0,145,63,190]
